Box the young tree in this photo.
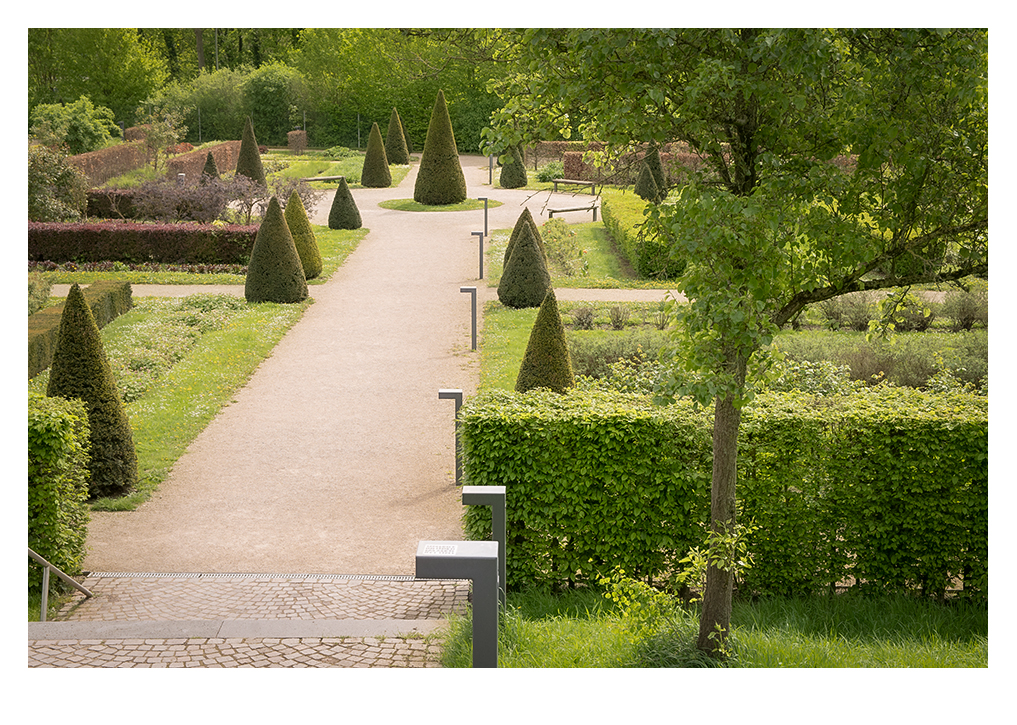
[134,102,188,172]
[385,106,411,165]
[484,28,988,655]
[361,121,392,188]
[516,289,575,394]
[413,89,468,205]
[46,283,138,499]
[245,196,308,304]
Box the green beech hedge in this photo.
[29,221,258,265]
[460,387,988,600]
[600,189,685,279]
[28,393,91,594]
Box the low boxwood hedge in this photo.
[460,386,987,601]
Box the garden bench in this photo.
[300,176,345,182]
[552,178,597,194]
[548,203,599,222]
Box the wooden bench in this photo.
[548,203,599,222]
[552,178,596,194]
[300,175,345,182]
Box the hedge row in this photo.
[29,280,133,379]
[28,393,91,594]
[600,189,685,279]
[164,141,241,182]
[67,142,148,187]
[460,387,988,601]
[29,220,258,265]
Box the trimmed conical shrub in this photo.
[515,289,575,394]
[645,145,666,192]
[498,219,551,309]
[236,116,266,185]
[46,283,137,499]
[284,190,323,280]
[635,161,660,202]
[499,145,527,189]
[201,151,220,180]
[503,207,546,266]
[385,107,410,165]
[245,196,308,303]
[328,177,362,230]
[361,122,392,188]
[413,89,467,205]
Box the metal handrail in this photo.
[28,547,92,622]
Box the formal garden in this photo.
[28,29,988,668]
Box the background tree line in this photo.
[28,28,504,152]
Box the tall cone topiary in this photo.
[515,289,575,394]
[503,207,547,266]
[645,145,666,194]
[46,283,137,499]
[328,177,362,229]
[201,151,220,180]
[236,116,266,185]
[385,107,410,165]
[245,196,308,303]
[499,145,527,189]
[413,89,467,205]
[498,218,551,309]
[361,122,392,188]
[635,161,660,202]
[284,190,323,280]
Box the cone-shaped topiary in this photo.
[328,177,362,229]
[245,196,308,304]
[361,122,392,188]
[635,161,660,202]
[201,151,220,180]
[498,218,551,309]
[499,144,527,189]
[413,89,467,205]
[236,116,266,185]
[385,107,410,165]
[284,190,323,280]
[46,283,138,499]
[645,145,667,200]
[515,289,575,394]
[503,207,546,266]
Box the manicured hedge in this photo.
[600,189,685,279]
[28,393,90,594]
[164,140,242,182]
[28,280,133,379]
[29,220,258,265]
[460,387,988,601]
[67,142,148,187]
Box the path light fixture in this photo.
[460,286,477,350]
[477,197,489,236]
[461,486,506,608]
[438,389,463,485]
[416,540,499,667]
[472,231,485,279]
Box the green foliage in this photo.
[245,196,308,304]
[30,96,121,155]
[644,146,666,194]
[360,122,392,188]
[535,160,564,183]
[28,393,91,594]
[600,189,685,279]
[243,61,306,146]
[499,145,527,189]
[634,162,660,203]
[201,151,219,179]
[235,116,266,185]
[497,220,551,309]
[385,107,410,165]
[132,102,188,172]
[515,290,575,394]
[46,283,138,499]
[284,191,323,280]
[461,386,987,598]
[28,272,52,316]
[502,208,545,266]
[327,177,363,230]
[413,89,468,205]
[941,280,988,331]
[150,67,248,144]
[540,218,588,277]
[28,145,89,222]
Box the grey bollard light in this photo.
[477,197,489,236]
[438,389,463,485]
[416,540,499,668]
[460,286,477,350]
[472,231,485,279]
[462,486,506,608]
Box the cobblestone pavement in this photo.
[29,574,470,668]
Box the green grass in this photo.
[440,587,988,668]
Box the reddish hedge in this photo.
[67,142,148,187]
[164,141,242,182]
[29,220,259,265]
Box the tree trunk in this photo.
[195,29,205,70]
[697,356,747,655]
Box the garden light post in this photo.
[478,197,489,236]
[438,389,463,485]
[460,286,477,350]
[461,486,506,608]
[488,155,494,184]
[473,231,485,279]
[416,540,499,668]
